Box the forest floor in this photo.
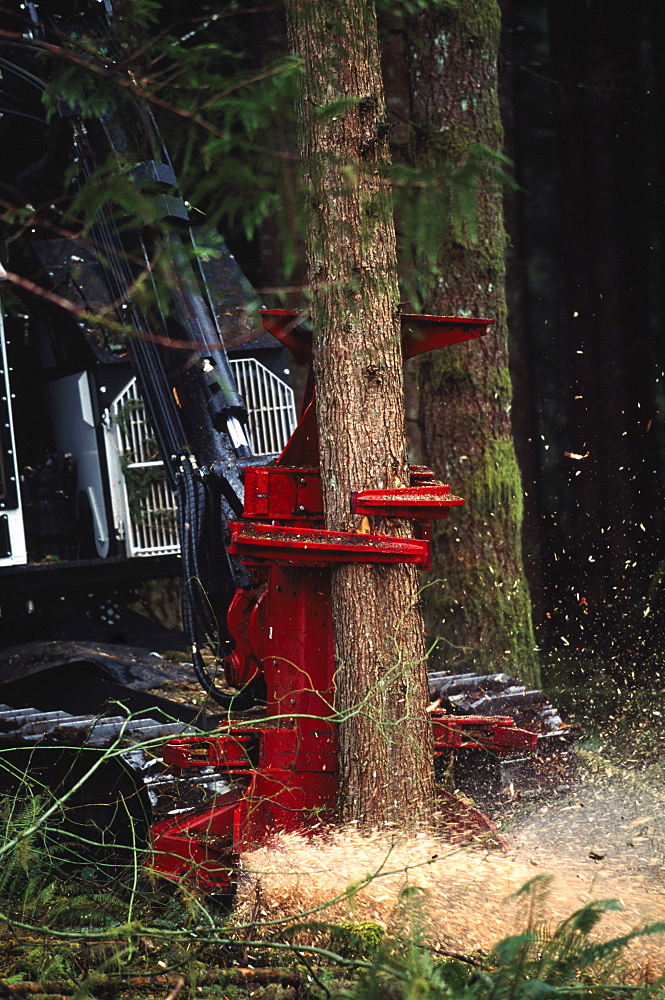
[505,752,665,971]
[231,745,665,987]
[1,686,665,998]
[224,685,665,990]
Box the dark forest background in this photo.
[502,0,665,673]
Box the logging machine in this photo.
[0,2,576,891]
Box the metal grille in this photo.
[106,359,296,558]
[232,357,297,458]
[107,379,180,558]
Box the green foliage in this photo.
[48,893,130,930]
[332,920,388,957]
[0,773,662,1000]
[63,157,167,233]
[0,4,302,313]
[112,0,162,33]
[0,790,61,921]
[40,60,119,122]
[331,882,665,1000]
[13,0,515,310]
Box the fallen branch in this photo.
[0,967,303,996]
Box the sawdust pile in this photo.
[235,828,665,978]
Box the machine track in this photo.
[428,670,579,811]
[0,655,577,886]
[0,652,235,882]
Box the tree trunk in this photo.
[404,0,540,687]
[285,0,434,827]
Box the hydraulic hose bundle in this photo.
[2,1,258,707]
[176,458,256,710]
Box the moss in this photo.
[471,438,525,518]
[330,919,386,957]
[423,432,539,685]
[424,565,539,684]
[487,363,514,407]
[453,0,501,47]
[424,347,481,393]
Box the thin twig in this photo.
[164,976,185,1000]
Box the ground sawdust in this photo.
[235,823,665,981]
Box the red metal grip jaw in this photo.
[228,521,431,566]
[238,467,466,571]
[429,712,539,753]
[351,484,465,519]
[259,309,493,363]
[163,732,259,772]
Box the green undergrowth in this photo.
[0,746,663,1000]
[0,879,662,999]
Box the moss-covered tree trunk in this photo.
[404,0,540,686]
[285,0,434,827]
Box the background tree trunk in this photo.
[402,0,539,687]
[285,0,434,827]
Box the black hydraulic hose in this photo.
[191,646,256,713]
[9,9,254,710]
[176,460,256,710]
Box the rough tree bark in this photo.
[284,0,434,826]
[404,0,540,687]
